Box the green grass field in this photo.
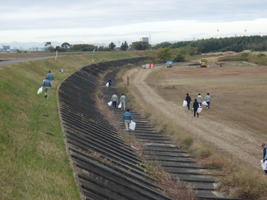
[0,52,140,199]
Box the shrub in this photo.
[183,136,194,147]
[173,54,185,62]
[241,52,249,57]
[257,53,266,58]
[200,148,212,158]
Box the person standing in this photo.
[111,94,118,108]
[42,77,52,98]
[205,93,211,109]
[262,143,267,175]
[46,71,54,86]
[185,93,192,111]
[120,94,126,110]
[123,109,133,131]
[197,93,202,107]
[108,78,111,87]
[193,99,199,117]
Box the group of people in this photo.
[185,93,211,117]
[42,71,54,98]
[111,93,127,110]
[109,92,134,132]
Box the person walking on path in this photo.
[193,99,199,118]
[197,93,202,107]
[205,93,211,109]
[262,143,267,175]
[46,71,54,86]
[42,77,52,98]
[111,94,118,108]
[123,109,133,131]
[108,78,111,87]
[120,94,126,110]
[185,93,192,111]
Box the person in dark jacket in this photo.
[123,109,133,131]
[193,99,199,117]
[185,93,192,110]
[262,143,267,174]
[108,78,111,87]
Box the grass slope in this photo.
[0,52,140,200]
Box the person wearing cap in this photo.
[205,93,211,109]
[185,93,192,111]
[262,143,267,174]
[123,109,133,131]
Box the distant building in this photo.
[114,47,121,51]
[141,37,149,43]
[10,49,18,53]
[2,45,10,51]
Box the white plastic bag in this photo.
[37,87,43,94]
[107,101,112,106]
[106,82,109,87]
[118,102,122,108]
[261,160,267,170]
[183,100,187,107]
[197,107,203,113]
[202,101,207,106]
[129,121,136,131]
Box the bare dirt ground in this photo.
[126,64,267,170]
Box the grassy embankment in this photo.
[0,52,140,199]
[116,53,267,199]
[218,52,267,66]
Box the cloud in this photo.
[1,0,267,31]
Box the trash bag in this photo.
[118,102,122,108]
[107,101,112,106]
[183,100,187,107]
[129,121,136,131]
[197,107,203,113]
[202,101,207,106]
[37,87,43,94]
[261,160,267,170]
[106,82,109,87]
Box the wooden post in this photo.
[127,76,129,85]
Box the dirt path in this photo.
[130,68,262,170]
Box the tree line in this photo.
[48,40,153,52]
[153,35,267,53]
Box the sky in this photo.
[1,0,267,48]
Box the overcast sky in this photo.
[1,0,267,47]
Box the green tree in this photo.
[158,48,172,62]
[61,42,71,49]
[173,54,185,62]
[109,42,116,50]
[132,41,151,50]
[121,41,128,51]
[178,48,187,56]
[48,46,55,52]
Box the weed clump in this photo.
[183,136,194,147]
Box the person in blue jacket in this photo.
[123,109,133,131]
[46,71,54,86]
[42,78,52,98]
